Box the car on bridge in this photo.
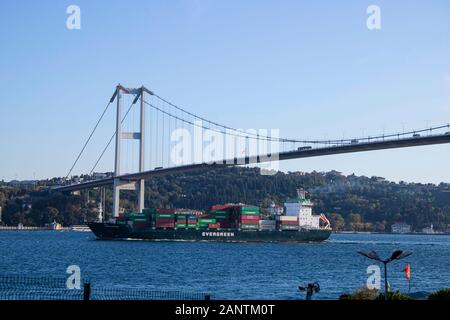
[297,146,312,151]
[351,139,359,144]
[445,132,450,135]
[413,133,421,137]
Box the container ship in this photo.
[88,190,332,243]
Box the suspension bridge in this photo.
[53,84,450,217]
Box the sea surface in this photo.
[0,231,449,299]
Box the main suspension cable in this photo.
[65,101,112,179]
[89,97,137,175]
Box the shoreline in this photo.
[334,231,450,236]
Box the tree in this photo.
[329,213,345,230]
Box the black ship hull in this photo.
[87,222,331,243]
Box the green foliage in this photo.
[428,288,450,300]
[343,287,380,300]
[376,291,413,300]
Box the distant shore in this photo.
[0,225,90,232]
[334,230,450,236]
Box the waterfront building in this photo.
[391,222,411,234]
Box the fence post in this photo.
[83,282,91,301]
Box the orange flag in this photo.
[403,263,411,280]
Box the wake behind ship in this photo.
[88,190,332,243]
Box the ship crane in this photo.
[319,214,331,229]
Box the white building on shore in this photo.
[391,222,411,234]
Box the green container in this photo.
[142,208,156,214]
[187,224,197,228]
[240,206,259,212]
[213,216,228,220]
[156,214,175,218]
[240,211,259,215]
[210,210,228,214]
[131,218,149,222]
[198,218,216,224]
[176,224,186,228]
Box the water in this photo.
[1,231,449,299]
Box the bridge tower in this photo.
[111,84,153,218]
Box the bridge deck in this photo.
[53,133,450,192]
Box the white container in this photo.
[259,220,276,225]
[277,216,298,221]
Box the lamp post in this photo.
[299,282,320,300]
[358,249,412,300]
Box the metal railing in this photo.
[0,274,211,300]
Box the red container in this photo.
[155,223,175,228]
[240,215,260,221]
[241,220,259,225]
[210,204,232,211]
[208,223,220,229]
[157,208,176,214]
[155,218,174,222]
[198,214,212,218]
[277,221,298,225]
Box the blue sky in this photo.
[0,0,449,183]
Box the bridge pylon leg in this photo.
[111,85,148,218]
[137,86,146,213]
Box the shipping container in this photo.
[155,223,175,228]
[198,218,216,224]
[240,220,260,225]
[277,220,298,225]
[277,216,298,221]
[240,215,260,221]
[130,218,149,222]
[279,225,299,231]
[240,205,260,212]
[210,210,229,215]
[259,220,276,225]
[187,224,197,228]
[156,214,175,219]
[156,208,176,214]
[240,224,260,229]
[210,204,232,211]
[259,226,276,231]
[142,208,156,214]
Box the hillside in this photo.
[1,167,450,231]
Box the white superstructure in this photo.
[284,189,321,229]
